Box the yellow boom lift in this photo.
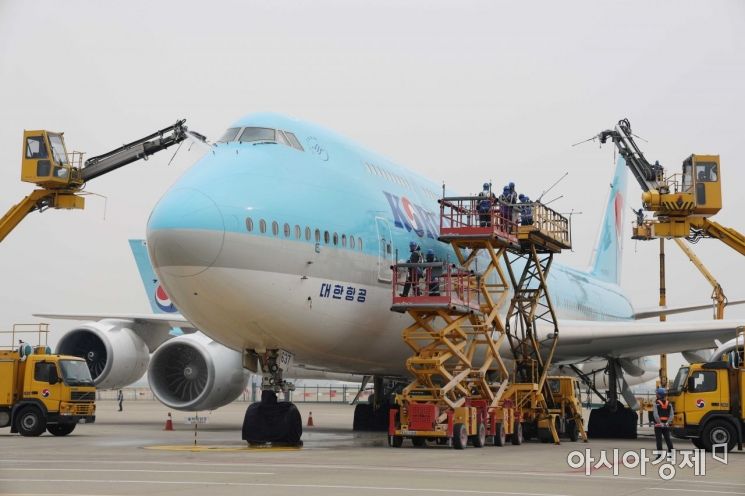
[599,118,745,385]
[1,120,194,243]
[387,193,586,448]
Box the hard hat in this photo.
[503,186,510,192]
[656,387,667,396]
[483,182,490,189]
[518,194,526,201]
[508,182,515,189]
[409,241,417,250]
[426,249,434,257]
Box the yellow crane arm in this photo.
[691,217,745,257]
[673,238,726,319]
[0,190,83,244]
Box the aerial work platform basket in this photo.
[388,193,586,449]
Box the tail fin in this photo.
[589,157,628,285]
[128,239,178,314]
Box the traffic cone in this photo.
[164,412,174,431]
[307,411,314,427]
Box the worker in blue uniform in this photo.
[401,241,423,297]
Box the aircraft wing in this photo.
[633,299,745,319]
[33,313,196,331]
[551,319,743,362]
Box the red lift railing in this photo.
[391,261,480,314]
[438,195,518,244]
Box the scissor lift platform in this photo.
[391,262,480,314]
[388,193,584,449]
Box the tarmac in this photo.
[1,400,743,496]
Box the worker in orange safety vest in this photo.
[653,387,674,452]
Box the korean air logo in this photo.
[383,191,438,239]
[41,388,50,398]
[614,192,624,239]
[155,284,177,313]
[695,399,705,409]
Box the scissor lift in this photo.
[388,194,585,448]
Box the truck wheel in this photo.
[0,409,10,428]
[47,423,76,436]
[388,435,403,448]
[702,420,737,452]
[538,427,552,443]
[452,423,468,450]
[493,422,506,446]
[471,423,486,448]
[16,407,46,437]
[510,422,523,445]
[566,419,579,442]
[411,437,427,447]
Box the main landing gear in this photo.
[242,349,302,446]
[585,359,638,439]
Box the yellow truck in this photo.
[0,327,96,436]
[669,357,743,452]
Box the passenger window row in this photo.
[217,127,304,151]
[245,217,363,251]
[363,161,439,201]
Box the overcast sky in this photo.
[1,1,743,375]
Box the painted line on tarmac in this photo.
[0,468,274,476]
[648,489,745,495]
[1,459,742,487]
[0,479,569,496]
[143,444,302,452]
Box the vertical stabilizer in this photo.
[589,157,628,285]
[128,239,178,314]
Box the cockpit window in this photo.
[220,126,304,152]
[284,132,304,151]
[239,127,276,143]
[217,127,240,143]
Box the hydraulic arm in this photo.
[691,217,745,257]
[1,120,193,243]
[598,118,662,193]
[81,120,188,181]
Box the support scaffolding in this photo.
[388,194,586,448]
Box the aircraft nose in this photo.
[147,187,225,277]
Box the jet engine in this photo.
[148,334,248,411]
[56,320,149,389]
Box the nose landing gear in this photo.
[241,349,302,446]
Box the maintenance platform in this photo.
[388,192,583,449]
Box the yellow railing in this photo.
[0,323,50,350]
[525,202,571,248]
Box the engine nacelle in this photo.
[56,320,149,390]
[148,334,248,411]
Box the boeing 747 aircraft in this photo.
[43,113,743,441]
